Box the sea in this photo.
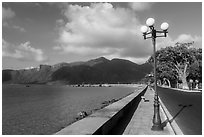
[2,84,136,135]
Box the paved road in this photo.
[157,86,202,135]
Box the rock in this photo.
[76,111,88,120]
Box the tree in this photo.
[187,48,202,82]
[148,42,202,89]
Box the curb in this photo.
[159,97,184,135]
[158,99,175,135]
[159,86,201,93]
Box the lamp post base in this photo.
[151,103,163,131]
[151,124,163,131]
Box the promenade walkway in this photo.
[55,85,177,135]
[123,86,174,135]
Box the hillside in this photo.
[2,57,152,84]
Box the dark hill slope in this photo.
[2,65,53,84]
[52,58,152,84]
[3,57,152,84]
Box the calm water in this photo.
[2,84,136,135]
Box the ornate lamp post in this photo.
[140,18,169,131]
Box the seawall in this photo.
[55,85,148,135]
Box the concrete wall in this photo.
[55,85,148,135]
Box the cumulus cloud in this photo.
[56,19,65,26]
[54,3,201,64]
[54,3,153,63]
[2,7,15,20]
[157,34,202,49]
[12,25,26,32]
[2,39,48,62]
[2,7,15,27]
[128,2,153,11]
[2,7,26,32]
[174,34,202,48]
[4,23,26,32]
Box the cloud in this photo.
[2,7,15,27]
[3,23,26,32]
[2,39,48,62]
[12,25,26,32]
[174,34,202,48]
[56,19,65,26]
[54,3,153,63]
[128,2,153,11]
[2,7,26,32]
[54,3,201,64]
[157,34,202,49]
[34,2,42,7]
[2,7,15,20]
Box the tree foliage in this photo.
[148,42,202,88]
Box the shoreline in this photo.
[60,91,134,133]
[2,85,137,135]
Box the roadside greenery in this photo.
[148,41,202,89]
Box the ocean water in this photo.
[2,84,136,135]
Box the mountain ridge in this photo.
[2,57,152,84]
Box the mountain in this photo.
[2,57,152,84]
[85,57,110,66]
[3,65,53,84]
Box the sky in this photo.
[2,2,202,69]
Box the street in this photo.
[157,86,202,135]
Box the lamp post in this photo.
[140,18,169,131]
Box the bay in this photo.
[2,84,135,135]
